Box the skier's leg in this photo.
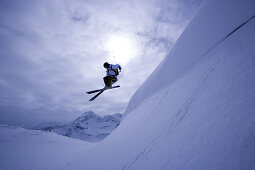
[109,77,117,87]
[104,76,117,88]
[108,77,113,87]
[104,76,112,87]
[111,77,117,84]
[103,76,109,86]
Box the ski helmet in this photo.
[103,62,110,68]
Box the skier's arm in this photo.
[112,64,122,71]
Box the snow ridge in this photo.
[125,0,255,114]
[201,14,255,60]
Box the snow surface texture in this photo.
[0,124,95,170]
[67,0,255,169]
[33,111,123,142]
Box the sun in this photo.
[104,33,138,66]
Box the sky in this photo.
[0,0,202,127]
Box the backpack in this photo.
[110,65,119,76]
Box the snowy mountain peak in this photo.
[74,111,104,123]
[81,111,98,118]
[34,111,123,142]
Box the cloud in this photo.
[0,0,202,127]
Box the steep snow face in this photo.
[34,111,123,142]
[67,0,255,170]
[0,124,94,170]
[126,0,255,113]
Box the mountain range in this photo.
[33,111,123,142]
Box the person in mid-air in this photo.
[103,62,122,89]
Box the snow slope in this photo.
[126,0,255,113]
[0,124,95,170]
[67,0,255,169]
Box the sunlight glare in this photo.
[104,34,138,66]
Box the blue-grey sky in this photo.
[0,0,202,127]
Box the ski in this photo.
[86,89,103,94]
[86,85,120,94]
[89,90,105,101]
[88,85,120,101]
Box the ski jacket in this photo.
[106,64,121,78]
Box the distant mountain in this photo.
[33,122,66,131]
[33,111,123,142]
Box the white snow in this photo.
[1,0,255,169]
[0,124,95,170]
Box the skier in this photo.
[103,62,122,89]
[86,62,121,101]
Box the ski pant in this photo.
[103,76,117,87]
